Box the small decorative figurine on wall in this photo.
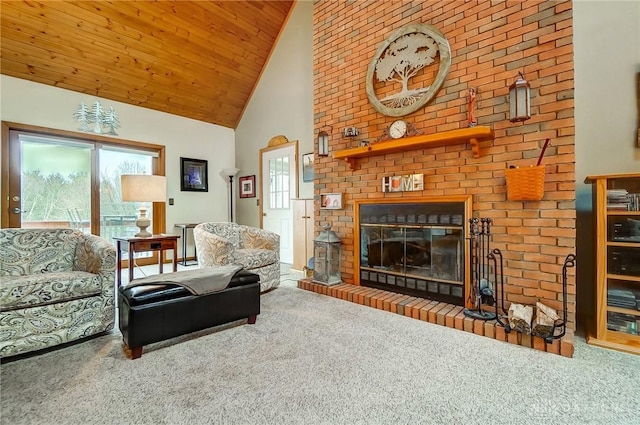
[467,87,477,127]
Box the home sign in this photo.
[382,174,424,193]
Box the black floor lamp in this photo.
[222,168,240,222]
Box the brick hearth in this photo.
[298,279,575,358]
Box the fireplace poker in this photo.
[488,248,510,331]
[535,138,551,166]
[464,218,497,321]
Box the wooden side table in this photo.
[114,234,180,287]
[174,223,200,266]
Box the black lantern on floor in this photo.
[509,71,531,122]
[313,224,341,286]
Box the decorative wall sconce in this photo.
[509,72,531,122]
[318,130,329,157]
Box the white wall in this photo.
[573,0,640,326]
[0,75,235,257]
[574,0,640,181]
[235,0,314,227]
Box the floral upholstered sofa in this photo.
[0,228,116,358]
[194,222,280,292]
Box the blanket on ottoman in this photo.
[124,264,243,295]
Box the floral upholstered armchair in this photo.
[193,223,280,292]
[0,228,116,358]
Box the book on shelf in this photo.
[606,189,640,211]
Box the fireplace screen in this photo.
[358,201,467,305]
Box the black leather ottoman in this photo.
[118,269,260,359]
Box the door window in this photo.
[19,134,92,230]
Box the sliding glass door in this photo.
[2,123,165,263]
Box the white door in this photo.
[261,143,297,264]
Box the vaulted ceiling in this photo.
[1,1,294,129]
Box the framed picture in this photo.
[239,175,256,198]
[320,193,343,209]
[303,152,314,182]
[180,157,208,192]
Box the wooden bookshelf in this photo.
[585,172,640,355]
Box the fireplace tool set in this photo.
[464,218,510,331]
[463,216,577,343]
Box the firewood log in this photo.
[532,302,559,338]
[508,303,533,334]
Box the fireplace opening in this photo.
[356,197,471,306]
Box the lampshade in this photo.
[120,174,166,237]
[121,174,167,202]
[221,168,240,178]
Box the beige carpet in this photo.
[1,282,639,425]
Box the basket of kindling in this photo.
[505,138,550,202]
[505,165,545,201]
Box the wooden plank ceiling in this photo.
[1,1,294,129]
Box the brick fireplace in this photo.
[311,0,576,339]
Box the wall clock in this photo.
[389,120,408,139]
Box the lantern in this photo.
[318,130,329,157]
[509,72,531,122]
[313,224,342,286]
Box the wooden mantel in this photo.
[333,126,494,170]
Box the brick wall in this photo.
[313,1,576,326]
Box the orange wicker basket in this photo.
[505,165,545,201]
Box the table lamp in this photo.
[121,174,167,237]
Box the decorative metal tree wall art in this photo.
[103,107,121,135]
[91,100,105,133]
[72,102,91,132]
[73,100,120,135]
[366,23,451,117]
